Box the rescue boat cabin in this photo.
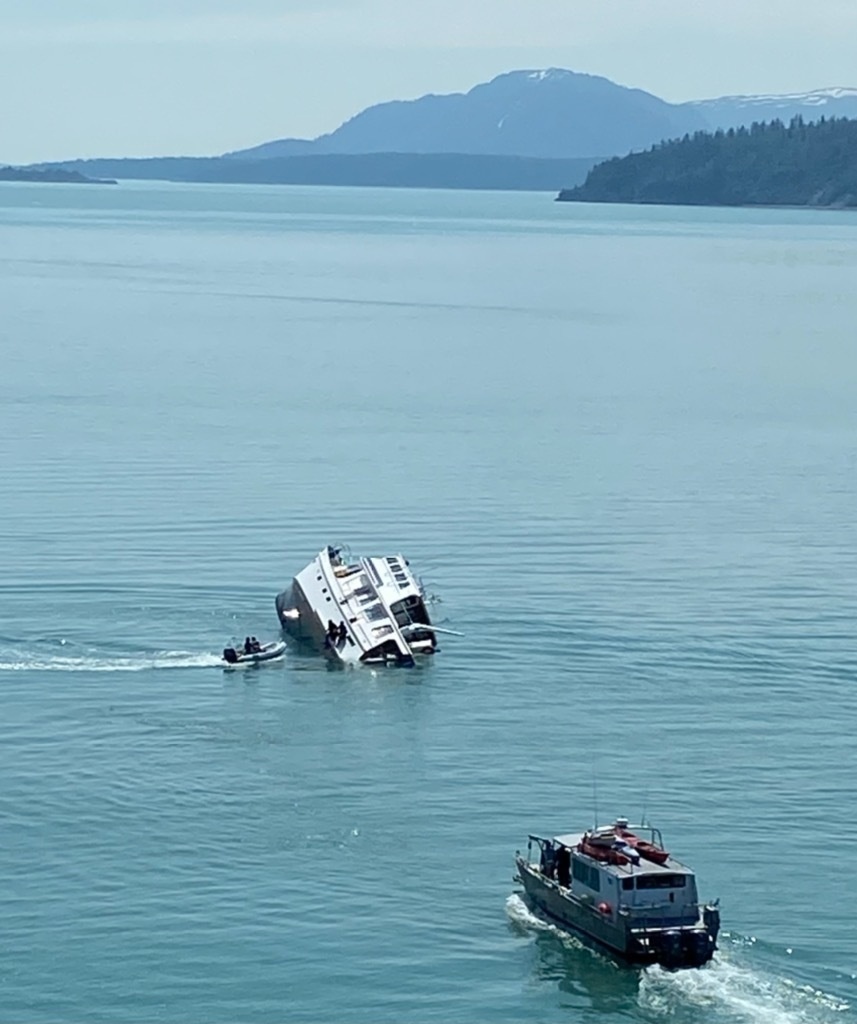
[529,822,702,927]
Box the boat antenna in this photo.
[641,787,649,827]
[592,776,599,829]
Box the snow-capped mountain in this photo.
[225,69,706,162]
[40,69,857,193]
[226,72,857,164]
[685,88,857,128]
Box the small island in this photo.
[0,165,117,185]
[557,116,857,208]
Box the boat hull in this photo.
[515,859,717,969]
[276,580,325,646]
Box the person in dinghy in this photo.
[222,637,286,666]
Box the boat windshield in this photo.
[390,594,430,628]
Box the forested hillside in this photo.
[558,117,857,207]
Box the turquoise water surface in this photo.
[1,181,856,1022]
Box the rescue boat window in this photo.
[621,877,634,890]
[571,858,601,892]
[636,874,687,890]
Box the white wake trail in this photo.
[505,893,587,950]
[640,950,848,1024]
[507,894,849,1024]
[0,650,224,672]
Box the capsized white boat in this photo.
[514,817,720,969]
[275,545,459,666]
[222,640,286,667]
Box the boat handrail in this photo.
[527,834,552,847]
[316,555,377,650]
[364,557,384,588]
[617,824,665,848]
[618,905,700,921]
[322,554,418,656]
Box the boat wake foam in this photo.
[0,650,224,672]
[507,895,849,1023]
[505,893,586,951]
[639,956,850,1024]
[506,892,555,932]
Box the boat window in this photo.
[571,857,601,892]
[390,596,429,628]
[622,877,634,891]
[360,639,404,663]
[365,603,388,622]
[636,874,687,890]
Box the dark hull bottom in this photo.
[517,863,716,970]
[276,582,327,649]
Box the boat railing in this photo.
[330,560,417,655]
[626,912,701,929]
[622,896,702,919]
[317,556,380,652]
[527,835,552,853]
[615,823,664,849]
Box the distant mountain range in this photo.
[222,72,857,162]
[224,69,701,162]
[686,87,857,130]
[28,70,857,192]
[30,153,599,193]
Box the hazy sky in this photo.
[2,0,856,163]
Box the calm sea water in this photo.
[1,180,856,1023]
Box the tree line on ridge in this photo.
[558,116,857,207]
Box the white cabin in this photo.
[277,545,437,665]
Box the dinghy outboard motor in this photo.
[223,646,239,664]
